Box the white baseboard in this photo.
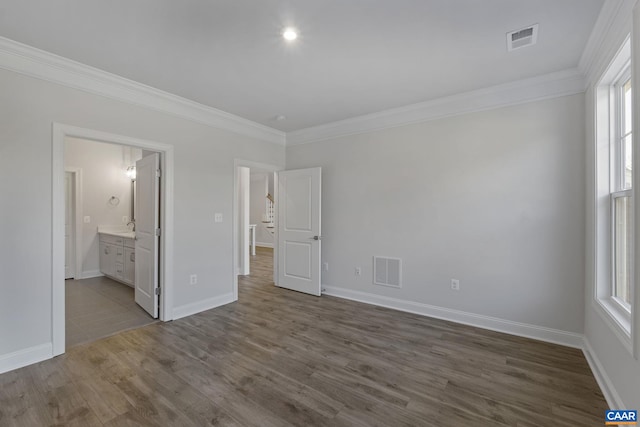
[322,286,584,349]
[172,292,236,320]
[81,270,102,279]
[255,242,274,248]
[0,343,52,374]
[582,338,625,408]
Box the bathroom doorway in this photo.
[63,137,160,347]
[52,124,174,356]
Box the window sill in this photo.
[594,298,633,353]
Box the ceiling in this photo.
[0,0,603,132]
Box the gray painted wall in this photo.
[287,94,586,333]
[0,67,285,356]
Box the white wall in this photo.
[287,94,586,337]
[0,67,284,360]
[583,0,640,409]
[250,172,275,247]
[65,138,141,277]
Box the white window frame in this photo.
[595,37,633,348]
[610,66,633,317]
[613,66,633,191]
[610,189,632,313]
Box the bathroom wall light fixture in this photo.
[126,166,137,180]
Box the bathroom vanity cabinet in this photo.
[99,232,135,287]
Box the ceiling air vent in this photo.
[507,24,538,51]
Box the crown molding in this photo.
[578,0,636,85]
[286,68,586,146]
[578,0,626,77]
[0,36,590,148]
[0,37,286,146]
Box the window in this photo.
[612,71,632,310]
[595,37,633,341]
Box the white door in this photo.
[277,167,322,296]
[135,153,160,318]
[64,172,75,279]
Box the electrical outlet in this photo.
[190,274,198,285]
[83,216,91,223]
[122,216,128,223]
[214,213,223,223]
[323,262,329,271]
[355,267,362,276]
[451,279,460,291]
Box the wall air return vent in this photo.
[373,256,402,288]
[507,24,538,51]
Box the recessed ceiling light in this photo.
[282,28,298,41]
[275,115,287,121]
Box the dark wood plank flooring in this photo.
[0,247,608,426]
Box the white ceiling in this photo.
[0,0,603,132]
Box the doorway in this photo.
[63,137,160,347]
[234,162,323,299]
[233,160,281,300]
[52,124,174,356]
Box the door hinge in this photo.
[156,169,162,178]
[155,287,161,296]
[155,228,161,236]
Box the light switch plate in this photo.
[84,216,91,223]
[214,213,223,223]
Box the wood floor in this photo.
[66,277,156,348]
[0,247,607,426]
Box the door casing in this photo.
[64,168,83,280]
[52,123,174,356]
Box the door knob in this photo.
[311,235,323,241]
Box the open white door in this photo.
[135,153,160,318]
[277,167,322,296]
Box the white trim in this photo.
[286,68,586,146]
[256,242,274,248]
[579,0,626,77]
[80,270,103,280]
[0,37,285,146]
[52,123,175,357]
[238,167,251,276]
[0,344,52,375]
[323,285,584,348]
[582,338,626,408]
[579,0,635,84]
[633,0,640,361]
[593,299,634,353]
[172,292,235,320]
[590,34,635,355]
[64,167,83,280]
[0,36,597,148]
[52,125,65,357]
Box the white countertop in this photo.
[99,230,135,239]
[97,226,135,239]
